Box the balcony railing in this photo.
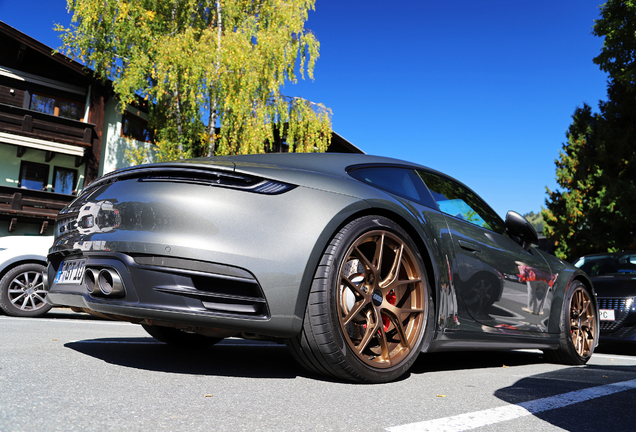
[0,185,74,234]
[0,103,95,149]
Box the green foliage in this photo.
[544,0,636,260]
[522,211,544,234]
[56,0,331,161]
[592,0,636,88]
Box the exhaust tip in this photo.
[98,269,124,297]
[85,268,100,295]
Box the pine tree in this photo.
[543,0,636,260]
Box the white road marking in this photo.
[386,379,636,432]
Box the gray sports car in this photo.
[45,153,598,383]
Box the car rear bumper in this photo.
[44,251,304,336]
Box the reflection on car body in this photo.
[45,153,599,383]
[77,200,121,234]
[517,262,556,317]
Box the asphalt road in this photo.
[1,309,635,432]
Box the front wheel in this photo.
[0,263,52,317]
[543,280,598,364]
[287,215,433,383]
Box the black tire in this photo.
[0,263,52,317]
[141,324,223,348]
[543,280,598,365]
[287,215,434,383]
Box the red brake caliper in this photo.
[382,290,397,331]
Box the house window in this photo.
[18,161,49,191]
[122,112,152,142]
[30,93,84,121]
[52,167,77,195]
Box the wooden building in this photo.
[0,21,109,235]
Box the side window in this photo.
[348,167,437,208]
[417,170,507,234]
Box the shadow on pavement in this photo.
[64,339,578,383]
[65,337,303,379]
[66,337,550,383]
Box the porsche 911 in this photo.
[45,153,598,383]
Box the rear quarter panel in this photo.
[535,249,597,335]
[49,178,371,336]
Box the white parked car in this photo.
[0,236,53,317]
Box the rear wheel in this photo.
[0,263,52,317]
[543,280,597,364]
[287,215,433,383]
[142,324,223,348]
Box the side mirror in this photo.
[505,211,538,251]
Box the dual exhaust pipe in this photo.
[85,268,125,298]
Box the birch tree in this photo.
[56,0,332,161]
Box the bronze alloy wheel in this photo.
[569,284,596,358]
[287,215,432,383]
[543,280,597,365]
[337,229,426,368]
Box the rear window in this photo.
[348,167,437,208]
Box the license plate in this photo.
[54,259,86,285]
[599,309,615,321]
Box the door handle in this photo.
[458,240,481,253]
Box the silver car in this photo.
[0,235,53,317]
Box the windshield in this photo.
[573,253,636,276]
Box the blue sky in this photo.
[0,0,609,217]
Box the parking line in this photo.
[386,379,636,432]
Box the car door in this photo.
[417,170,554,333]
[348,165,470,331]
